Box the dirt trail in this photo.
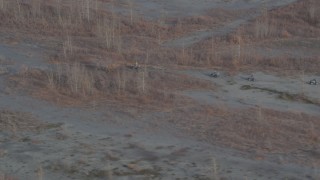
[161,0,297,48]
[162,15,255,48]
[0,44,48,71]
[180,69,320,115]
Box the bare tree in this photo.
[0,0,4,11]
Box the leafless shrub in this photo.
[307,0,319,25]
[0,0,5,11]
[0,0,116,37]
[36,165,43,180]
[67,63,94,95]
[47,63,94,96]
[211,157,219,180]
[46,69,55,89]
[308,5,316,20]
[63,36,74,59]
[31,0,41,17]
[254,18,277,39]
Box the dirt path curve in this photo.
[162,0,297,48]
[162,15,255,48]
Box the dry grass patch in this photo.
[240,0,320,40]
[8,63,212,108]
[185,0,320,71]
[0,109,44,133]
[163,105,320,165]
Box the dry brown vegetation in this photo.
[1,0,319,69]
[164,105,320,165]
[1,0,317,77]
[0,174,17,180]
[189,0,320,72]
[0,0,255,69]
[0,109,44,132]
[164,8,251,38]
[252,0,320,39]
[0,0,320,178]
[0,0,217,107]
[8,64,212,107]
[0,0,318,146]
[212,0,320,42]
